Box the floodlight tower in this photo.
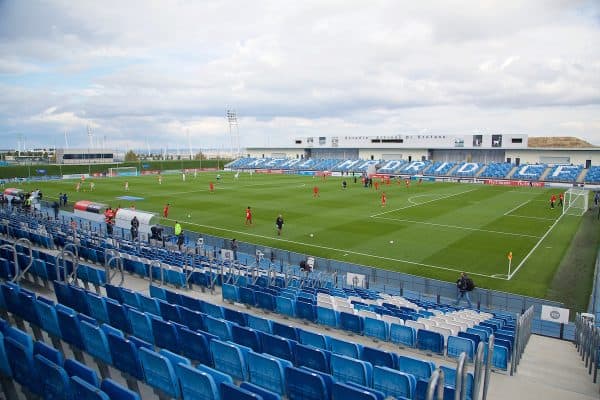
[227,109,240,158]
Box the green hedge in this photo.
[0,159,231,179]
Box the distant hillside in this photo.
[528,136,596,148]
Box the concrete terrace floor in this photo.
[5,257,600,400]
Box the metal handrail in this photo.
[482,334,495,400]
[56,243,79,284]
[454,352,467,400]
[149,259,164,287]
[104,249,124,286]
[12,238,34,284]
[426,368,445,400]
[574,313,600,384]
[472,340,486,399]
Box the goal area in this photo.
[563,188,588,216]
[108,167,138,177]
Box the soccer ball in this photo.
[389,240,394,244]
[310,233,314,237]
[187,214,191,218]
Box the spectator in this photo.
[455,272,474,307]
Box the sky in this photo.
[0,0,599,151]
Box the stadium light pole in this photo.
[227,110,239,158]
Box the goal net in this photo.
[563,188,588,216]
[108,167,138,177]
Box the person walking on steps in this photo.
[455,272,474,308]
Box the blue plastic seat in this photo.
[175,363,219,400]
[492,344,509,371]
[330,353,372,387]
[239,286,257,306]
[71,376,110,400]
[398,355,435,381]
[128,309,154,344]
[196,364,234,388]
[440,365,474,400]
[240,382,282,400]
[221,382,263,400]
[232,325,262,353]
[16,291,41,327]
[390,324,416,348]
[53,280,75,309]
[332,382,378,400]
[317,306,339,328]
[364,318,388,341]
[458,331,481,349]
[101,379,141,400]
[298,329,329,349]
[65,358,100,387]
[106,299,132,334]
[158,299,182,324]
[80,320,112,365]
[139,295,160,316]
[210,339,248,381]
[204,315,234,341]
[339,312,364,334]
[34,340,64,366]
[272,322,299,342]
[222,283,240,303]
[261,332,295,362]
[56,304,85,349]
[139,347,181,399]
[202,302,224,319]
[149,285,167,301]
[35,354,71,399]
[256,291,276,311]
[362,346,397,369]
[247,314,272,333]
[105,284,124,303]
[4,335,34,388]
[275,296,296,318]
[223,308,247,327]
[417,329,444,354]
[296,301,317,322]
[0,332,12,378]
[106,332,144,380]
[70,286,91,316]
[151,316,181,353]
[128,335,154,351]
[180,295,204,312]
[120,288,141,309]
[247,351,292,395]
[330,337,361,358]
[294,343,330,373]
[373,366,415,400]
[179,327,213,366]
[286,365,329,400]
[447,335,475,362]
[179,306,205,332]
[85,292,109,325]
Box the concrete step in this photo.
[487,335,599,400]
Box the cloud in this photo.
[0,0,599,149]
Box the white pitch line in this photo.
[507,212,565,280]
[370,188,477,217]
[504,214,556,221]
[163,217,503,280]
[503,200,530,216]
[372,216,541,239]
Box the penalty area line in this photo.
[507,212,565,280]
[162,217,504,280]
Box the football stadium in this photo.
[1,2,600,399]
[0,133,598,399]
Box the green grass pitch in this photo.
[17,171,587,300]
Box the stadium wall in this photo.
[357,148,428,161]
[505,149,600,165]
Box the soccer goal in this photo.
[108,166,138,177]
[563,188,589,216]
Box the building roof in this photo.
[528,136,596,148]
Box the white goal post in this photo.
[108,166,138,177]
[563,188,588,216]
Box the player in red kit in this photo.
[381,192,387,207]
[558,192,564,207]
[245,206,253,225]
[313,186,319,198]
[209,182,214,193]
[550,194,556,209]
[163,203,170,218]
[374,181,379,191]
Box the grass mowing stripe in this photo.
[370,188,478,217]
[163,216,504,280]
[372,216,541,238]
